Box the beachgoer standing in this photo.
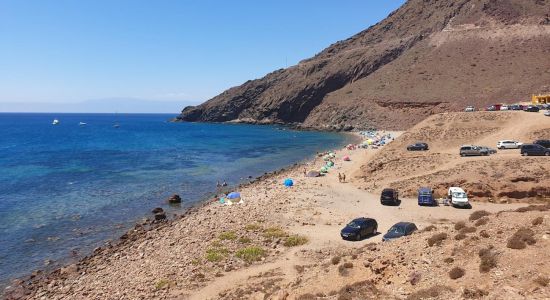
[338,173,342,183]
[342,173,346,183]
[222,181,227,187]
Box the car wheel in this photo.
[522,152,527,156]
[373,226,378,235]
[356,233,362,241]
[545,152,550,156]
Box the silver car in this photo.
[497,140,523,149]
[460,145,489,156]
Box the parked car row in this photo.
[464,104,549,112]
[340,217,418,242]
[380,187,470,208]
[407,142,429,151]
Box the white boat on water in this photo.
[52,119,60,125]
[79,122,87,126]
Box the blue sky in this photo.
[0,0,405,112]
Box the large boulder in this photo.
[167,194,182,204]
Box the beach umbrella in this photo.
[306,170,320,177]
[227,192,241,199]
[343,156,351,161]
[284,178,294,187]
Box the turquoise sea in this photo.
[0,113,348,286]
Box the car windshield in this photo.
[347,221,361,229]
[382,191,393,196]
[452,192,467,198]
[420,190,431,196]
[388,226,405,234]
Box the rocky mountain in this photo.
[177,0,550,130]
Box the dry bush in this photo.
[469,210,491,221]
[479,230,490,238]
[515,205,550,213]
[336,280,383,300]
[444,257,454,264]
[338,264,350,276]
[297,294,316,300]
[475,217,489,227]
[534,276,549,287]
[454,221,466,230]
[478,247,497,273]
[463,287,489,299]
[507,228,536,250]
[408,271,421,285]
[406,285,453,300]
[532,216,544,226]
[428,233,448,247]
[331,256,341,265]
[455,233,467,240]
[460,226,477,234]
[343,262,353,269]
[449,267,465,279]
[421,225,436,232]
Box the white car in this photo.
[497,140,523,149]
[448,187,470,208]
[465,106,475,112]
[545,111,550,117]
[500,105,509,111]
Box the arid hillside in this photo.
[178,0,550,130]
[358,111,550,202]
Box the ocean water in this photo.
[0,113,348,286]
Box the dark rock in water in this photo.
[152,207,164,214]
[154,212,167,220]
[167,194,182,204]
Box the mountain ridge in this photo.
[177,0,550,130]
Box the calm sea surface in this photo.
[0,113,348,286]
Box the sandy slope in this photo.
[5,112,549,300]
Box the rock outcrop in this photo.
[177,0,550,130]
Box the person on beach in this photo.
[342,173,346,183]
[338,173,342,183]
[222,181,228,187]
[216,181,221,188]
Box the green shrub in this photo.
[205,247,229,262]
[238,237,251,244]
[235,246,265,263]
[219,231,237,240]
[284,235,308,247]
[155,279,171,290]
[263,227,287,238]
[245,223,262,231]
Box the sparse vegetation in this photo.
[283,235,308,247]
[449,267,465,279]
[263,227,287,239]
[460,226,476,234]
[422,225,437,232]
[532,216,544,226]
[343,262,353,268]
[331,256,341,265]
[515,205,550,213]
[454,221,466,230]
[238,237,251,244]
[479,230,490,238]
[534,276,549,287]
[155,279,171,290]
[507,228,536,249]
[235,246,265,263]
[478,247,497,273]
[444,257,454,264]
[474,217,489,226]
[406,285,453,300]
[454,233,467,240]
[427,233,448,247]
[205,247,229,262]
[245,223,262,231]
[462,287,489,299]
[469,210,491,221]
[218,231,237,240]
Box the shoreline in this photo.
[2,131,360,298]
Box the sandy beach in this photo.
[6,114,549,299]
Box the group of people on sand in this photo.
[338,172,346,183]
[216,181,228,188]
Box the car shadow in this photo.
[356,232,381,241]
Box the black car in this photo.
[407,142,429,151]
[534,140,550,149]
[521,144,550,156]
[524,106,540,112]
[380,188,399,206]
[509,104,523,111]
[340,218,378,241]
[382,222,418,241]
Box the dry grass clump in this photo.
[331,256,341,265]
[532,216,544,226]
[478,246,497,273]
[338,263,352,276]
[479,230,490,238]
[460,226,476,234]
[454,233,467,240]
[469,210,491,221]
[218,231,237,240]
[462,287,489,299]
[474,217,489,227]
[205,247,229,262]
[296,294,316,300]
[235,246,265,263]
[534,276,549,287]
[283,235,308,247]
[263,227,287,239]
[245,223,262,231]
[238,237,251,244]
[444,257,454,264]
[515,204,550,213]
[406,285,453,300]
[449,267,465,279]
[507,228,536,250]
[427,233,448,247]
[421,225,437,232]
[454,221,466,230]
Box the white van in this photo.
[448,187,470,207]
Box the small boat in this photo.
[113,123,120,128]
[78,122,87,126]
[52,119,60,125]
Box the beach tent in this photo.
[284,178,294,187]
[227,192,241,199]
[343,156,351,161]
[306,170,320,177]
[320,166,329,173]
[326,161,334,167]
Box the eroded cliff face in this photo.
[177,0,550,130]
